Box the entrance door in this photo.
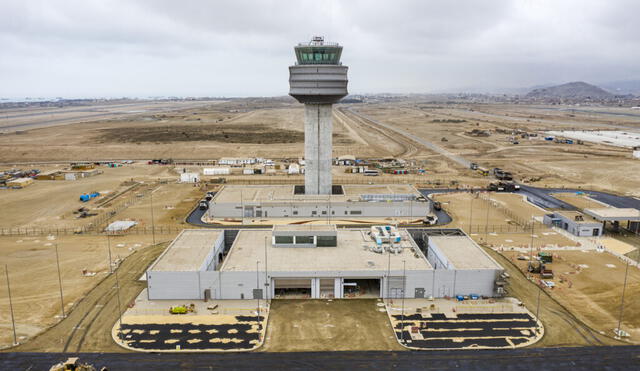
[415,288,425,298]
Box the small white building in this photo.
[203,167,231,176]
[633,150,640,159]
[180,172,200,183]
[288,163,300,174]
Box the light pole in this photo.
[107,232,113,274]
[536,285,541,322]
[150,187,156,245]
[400,259,406,344]
[529,216,535,261]
[468,194,474,234]
[5,265,18,345]
[256,260,261,330]
[114,265,124,341]
[54,244,66,318]
[264,236,269,300]
[616,249,637,336]
[484,196,491,242]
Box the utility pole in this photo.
[5,265,18,345]
[54,244,66,318]
[400,259,406,344]
[150,188,156,245]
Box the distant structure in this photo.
[289,36,348,195]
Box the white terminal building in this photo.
[146,227,504,301]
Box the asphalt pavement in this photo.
[1,347,639,370]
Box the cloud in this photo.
[0,0,638,97]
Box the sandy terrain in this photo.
[0,234,177,348]
[503,249,640,342]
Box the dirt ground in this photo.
[0,164,177,229]
[502,249,640,342]
[482,247,620,347]
[357,103,640,195]
[433,191,577,248]
[261,300,404,352]
[0,236,177,349]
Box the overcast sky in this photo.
[1,0,639,98]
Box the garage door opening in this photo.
[342,278,380,299]
[319,278,335,299]
[273,278,312,299]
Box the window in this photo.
[293,211,298,215]
[317,236,337,247]
[350,210,362,215]
[315,53,322,61]
[275,235,294,244]
[311,211,317,216]
[296,235,314,244]
[321,211,327,215]
[302,53,308,61]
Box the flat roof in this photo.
[429,236,502,270]
[583,207,640,221]
[220,229,432,272]
[212,184,421,203]
[272,224,337,232]
[151,230,222,272]
[555,210,600,224]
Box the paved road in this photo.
[348,108,472,168]
[519,185,640,210]
[2,347,639,370]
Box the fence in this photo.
[462,224,537,234]
[223,175,447,186]
[0,225,187,237]
[477,193,535,230]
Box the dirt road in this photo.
[10,242,169,353]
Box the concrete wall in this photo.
[304,104,333,195]
[148,267,500,300]
[209,200,431,218]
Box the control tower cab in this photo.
[289,36,349,104]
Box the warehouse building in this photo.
[543,211,603,237]
[206,184,431,219]
[146,227,504,301]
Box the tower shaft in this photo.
[304,104,333,195]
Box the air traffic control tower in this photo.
[289,36,348,195]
